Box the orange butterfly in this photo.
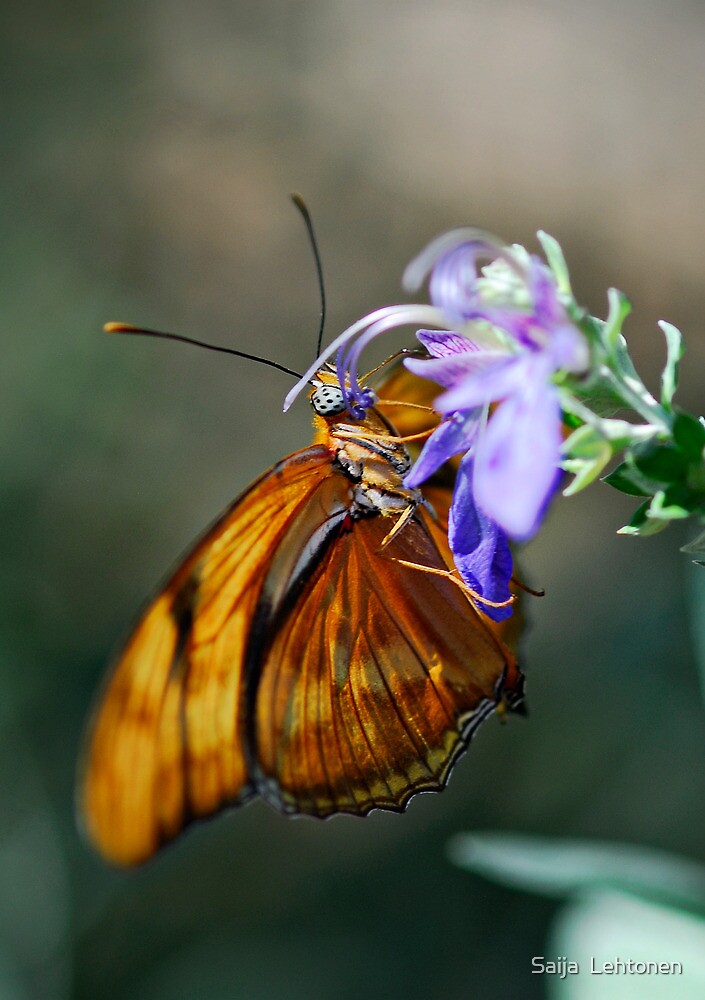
[78,347,524,867]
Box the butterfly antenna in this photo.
[290,193,326,361]
[104,323,305,381]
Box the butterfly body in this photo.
[313,404,421,516]
[80,369,523,866]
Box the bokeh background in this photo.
[4,1,705,997]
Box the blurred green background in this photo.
[4,1,705,997]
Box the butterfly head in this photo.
[310,381,347,417]
[309,367,376,421]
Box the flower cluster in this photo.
[285,227,705,617]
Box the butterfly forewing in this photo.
[80,446,335,866]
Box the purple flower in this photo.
[403,331,484,487]
[403,330,513,621]
[405,242,588,540]
[410,341,564,540]
[449,455,513,622]
[282,228,589,618]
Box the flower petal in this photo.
[546,322,590,373]
[403,229,516,296]
[404,409,480,487]
[474,380,562,538]
[424,238,526,324]
[282,304,446,412]
[528,256,562,326]
[405,350,508,389]
[415,329,480,357]
[436,355,530,413]
[448,454,513,622]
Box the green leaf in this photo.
[603,287,632,354]
[562,410,582,430]
[633,443,688,484]
[659,320,684,410]
[618,500,651,535]
[602,462,652,497]
[562,424,606,459]
[618,499,670,536]
[673,411,705,461]
[447,832,705,912]
[561,425,612,495]
[537,230,572,295]
[563,451,612,496]
[648,486,695,522]
[611,333,642,382]
[570,308,605,351]
[603,440,690,501]
[550,890,705,1000]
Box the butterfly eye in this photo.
[310,384,347,416]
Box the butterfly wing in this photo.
[251,506,523,817]
[81,363,525,863]
[79,445,342,866]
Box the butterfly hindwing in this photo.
[252,505,522,817]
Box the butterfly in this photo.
[77,346,524,867]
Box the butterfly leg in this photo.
[333,426,434,447]
[378,503,417,550]
[383,553,516,614]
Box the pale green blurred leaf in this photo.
[617,500,671,536]
[611,335,642,384]
[547,889,705,999]
[603,288,632,354]
[561,425,613,494]
[537,230,572,296]
[562,424,607,459]
[562,449,612,496]
[647,489,691,522]
[658,321,684,411]
[448,833,705,913]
